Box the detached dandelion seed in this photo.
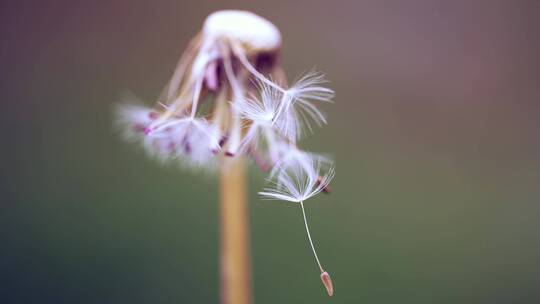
[115,9,337,300]
[259,157,335,296]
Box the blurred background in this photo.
[1,0,540,303]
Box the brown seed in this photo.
[320,271,334,296]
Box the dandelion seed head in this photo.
[115,10,335,184]
[116,10,335,168]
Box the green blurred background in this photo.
[2,1,540,303]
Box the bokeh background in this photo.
[2,1,540,303]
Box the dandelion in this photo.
[115,9,336,300]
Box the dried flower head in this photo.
[116,10,336,296]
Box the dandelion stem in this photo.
[220,157,251,304]
[300,201,324,273]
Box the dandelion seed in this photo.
[259,157,335,296]
[236,73,333,142]
[282,71,334,139]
